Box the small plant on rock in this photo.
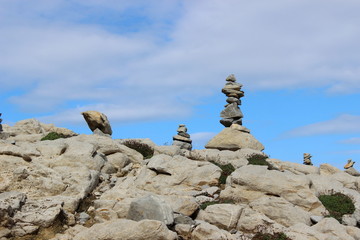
[199,199,235,210]
[252,232,291,240]
[210,161,235,184]
[247,154,269,166]
[251,225,292,240]
[318,191,355,223]
[122,140,154,159]
[41,132,66,141]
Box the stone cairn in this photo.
[220,74,244,127]
[0,113,2,132]
[172,124,192,150]
[303,153,313,165]
[344,159,355,169]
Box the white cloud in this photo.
[190,132,217,149]
[283,114,360,137]
[1,0,360,123]
[39,103,192,125]
[340,137,360,145]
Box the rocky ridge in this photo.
[1,119,360,240]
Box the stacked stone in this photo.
[220,74,244,127]
[172,124,192,151]
[344,159,355,169]
[0,113,3,132]
[303,153,313,165]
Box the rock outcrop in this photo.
[81,111,112,135]
[1,118,360,240]
[172,124,192,151]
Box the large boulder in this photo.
[196,204,244,230]
[191,221,236,240]
[81,111,112,135]
[205,126,264,151]
[224,165,326,215]
[127,195,174,225]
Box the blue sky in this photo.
[1,0,359,169]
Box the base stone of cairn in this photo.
[205,74,264,151]
[205,124,264,151]
[172,124,192,151]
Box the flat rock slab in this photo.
[127,195,174,225]
[205,127,264,151]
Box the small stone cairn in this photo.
[0,113,2,132]
[303,153,313,165]
[344,159,355,169]
[172,124,192,151]
[220,74,244,127]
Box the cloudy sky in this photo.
[1,0,359,169]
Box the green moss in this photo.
[210,161,235,184]
[247,154,269,166]
[252,232,291,240]
[318,192,355,223]
[41,132,66,141]
[122,140,154,159]
[199,199,235,210]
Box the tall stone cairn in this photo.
[220,74,244,127]
[172,124,192,151]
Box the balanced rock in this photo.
[344,159,355,169]
[172,124,192,151]
[81,111,112,135]
[205,124,264,151]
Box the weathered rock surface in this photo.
[51,219,177,240]
[196,204,244,230]
[2,118,360,240]
[127,195,174,225]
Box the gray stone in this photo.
[219,118,233,127]
[205,127,264,151]
[221,88,244,98]
[93,128,111,137]
[220,103,243,119]
[172,140,192,151]
[78,212,90,225]
[178,132,190,138]
[310,215,324,224]
[177,125,187,133]
[173,135,192,143]
[342,214,357,226]
[345,167,360,177]
[223,84,241,91]
[226,97,241,104]
[226,74,237,82]
[174,214,196,225]
[127,195,174,225]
